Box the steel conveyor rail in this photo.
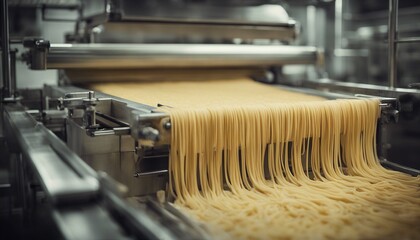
[24,43,321,69]
[2,105,211,240]
[3,106,100,205]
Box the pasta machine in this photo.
[1,0,419,239]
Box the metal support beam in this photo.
[10,49,17,96]
[23,43,321,70]
[388,0,398,89]
[1,0,12,98]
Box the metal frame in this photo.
[2,103,210,239]
[3,106,100,205]
[1,0,12,98]
[1,0,19,101]
[388,0,420,89]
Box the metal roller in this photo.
[26,43,322,70]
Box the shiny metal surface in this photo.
[22,38,51,70]
[58,87,169,196]
[46,84,170,193]
[54,87,169,146]
[83,1,296,43]
[66,117,168,197]
[3,104,203,239]
[303,78,420,98]
[42,44,320,69]
[53,204,133,240]
[334,0,343,50]
[325,0,420,87]
[113,3,290,26]
[131,112,170,147]
[388,0,398,89]
[395,36,420,43]
[3,107,100,205]
[90,21,296,43]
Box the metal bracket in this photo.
[58,91,133,137]
[379,100,399,124]
[58,91,99,129]
[22,38,50,70]
[131,111,171,147]
[355,94,399,124]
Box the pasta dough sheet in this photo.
[90,78,420,240]
[89,78,325,109]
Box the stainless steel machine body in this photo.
[81,0,297,43]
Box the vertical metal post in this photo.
[388,0,398,89]
[10,49,17,95]
[333,0,345,79]
[307,5,317,47]
[1,0,12,98]
[334,0,343,50]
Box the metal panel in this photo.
[66,118,120,155]
[116,3,291,26]
[83,153,121,182]
[121,152,167,196]
[65,110,167,196]
[90,22,296,43]
[121,135,135,152]
[82,1,296,42]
